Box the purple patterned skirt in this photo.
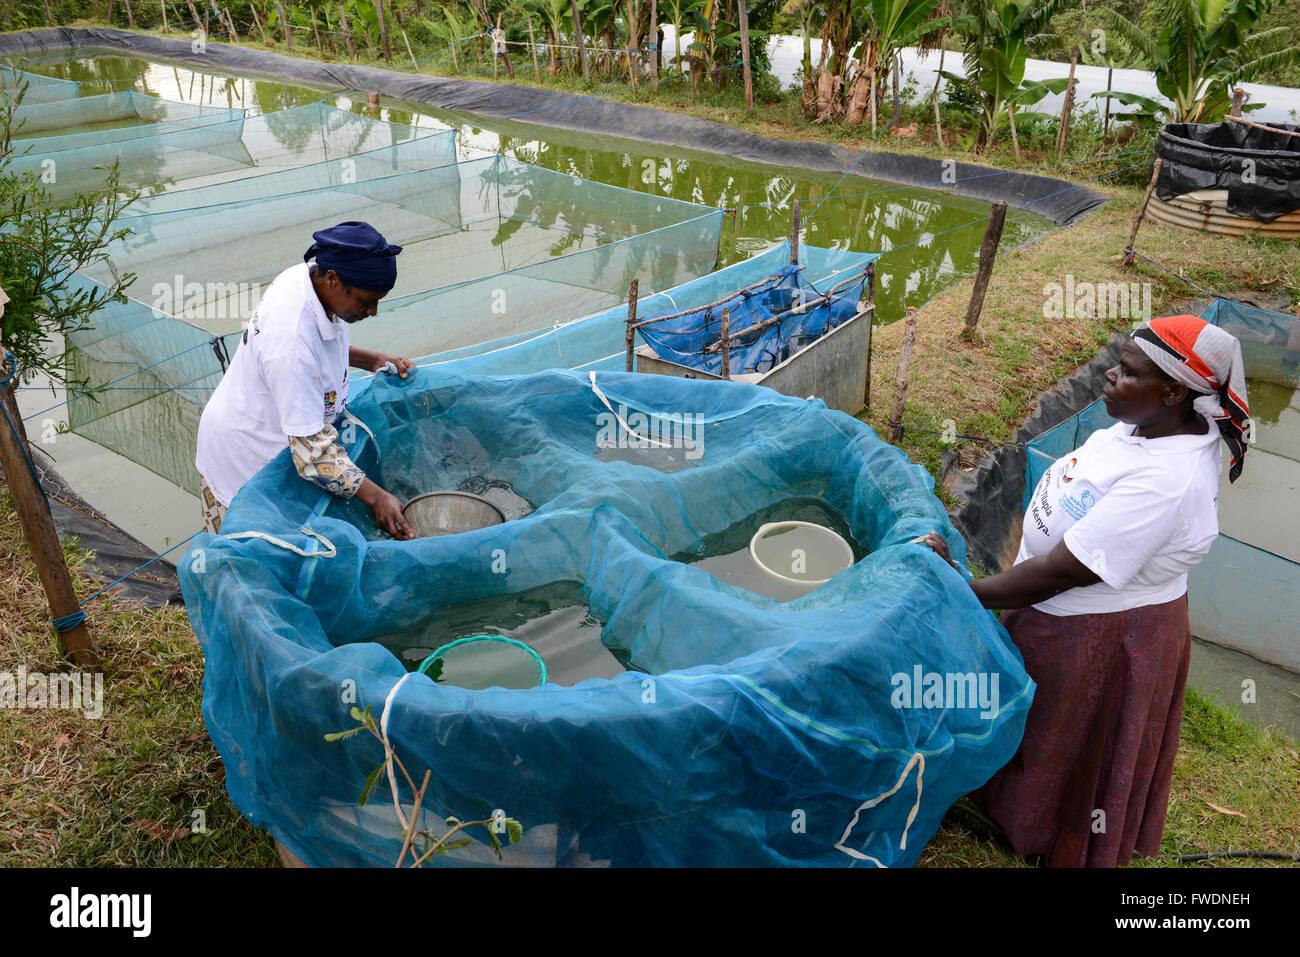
[973,593,1192,867]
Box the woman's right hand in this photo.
[922,530,958,570]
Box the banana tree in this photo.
[843,0,953,128]
[523,0,574,73]
[1094,0,1299,124]
[663,0,704,72]
[425,3,474,71]
[957,0,1071,150]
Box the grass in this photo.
[0,489,277,867]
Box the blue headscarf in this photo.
[304,221,403,293]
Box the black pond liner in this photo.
[1156,120,1300,223]
[0,27,1106,227]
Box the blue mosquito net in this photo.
[181,367,1032,867]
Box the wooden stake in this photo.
[1229,87,1246,118]
[311,6,324,52]
[1103,66,1113,136]
[123,0,136,30]
[863,261,876,409]
[250,3,269,45]
[571,0,589,79]
[186,0,201,31]
[1055,52,1078,160]
[720,308,731,379]
[1224,113,1300,138]
[374,0,391,62]
[527,19,541,82]
[625,278,639,371]
[887,307,918,445]
[43,0,57,27]
[0,373,98,668]
[223,7,239,43]
[963,200,1006,333]
[1122,157,1162,266]
[738,0,752,112]
[160,0,167,31]
[337,4,354,58]
[790,198,801,265]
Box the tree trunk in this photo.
[932,41,945,146]
[1007,101,1021,161]
[338,4,355,58]
[1055,52,1079,159]
[737,1,751,111]
[123,0,136,29]
[648,0,659,80]
[626,0,639,87]
[374,0,391,63]
[186,0,201,30]
[43,0,57,27]
[527,19,541,82]
[571,0,589,79]
[274,1,292,49]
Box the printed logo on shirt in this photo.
[1060,488,1096,521]
[1058,456,1078,486]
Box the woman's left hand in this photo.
[371,353,413,378]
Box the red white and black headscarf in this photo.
[1131,314,1251,482]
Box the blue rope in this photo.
[77,532,199,607]
[53,610,87,633]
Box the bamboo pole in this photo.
[338,4,354,58]
[1055,52,1079,160]
[527,19,541,82]
[720,308,731,380]
[963,201,1007,333]
[738,0,752,112]
[887,307,918,445]
[0,370,98,668]
[1122,157,1163,266]
[1007,101,1021,162]
[311,6,324,51]
[123,0,136,30]
[401,26,418,70]
[186,0,201,30]
[571,0,589,80]
[160,0,168,31]
[223,7,240,43]
[625,278,639,371]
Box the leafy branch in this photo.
[326,704,522,867]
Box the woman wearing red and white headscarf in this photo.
[926,313,1251,867]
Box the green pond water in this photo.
[24,51,1055,323]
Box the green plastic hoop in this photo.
[418,634,548,687]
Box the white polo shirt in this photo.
[196,263,350,507]
[1015,418,1222,616]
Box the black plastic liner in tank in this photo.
[1156,121,1300,223]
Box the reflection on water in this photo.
[673,497,867,601]
[373,581,626,687]
[1217,378,1299,563]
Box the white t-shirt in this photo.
[1015,418,1222,616]
[196,263,350,507]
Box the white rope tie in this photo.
[221,526,337,558]
[380,671,415,831]
[588,371,674,449]
[834,752,925,866]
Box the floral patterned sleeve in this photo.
[288,423,365,498]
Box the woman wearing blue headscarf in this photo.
[196,221,416,539]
